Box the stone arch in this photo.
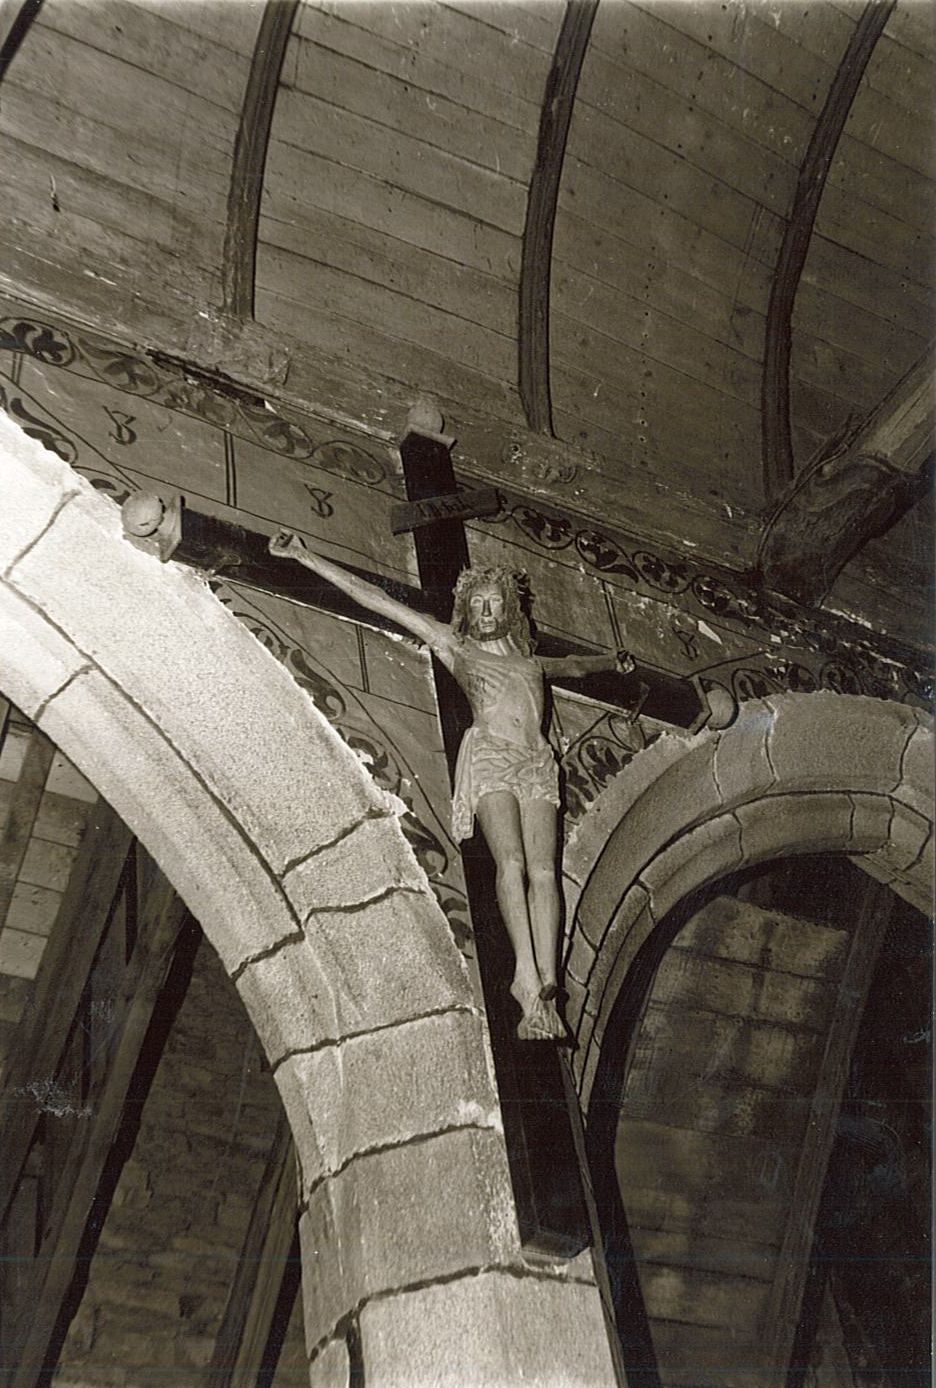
[0,413,617,1384]
[562,690,933,1104]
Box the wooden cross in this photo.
[142,444,658,1258]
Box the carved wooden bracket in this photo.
[756,348,934,607]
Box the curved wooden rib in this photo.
[222,0,299,320]
[519,0,599,436]
[761,0,895,502]
[0,0,44,82]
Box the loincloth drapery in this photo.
[451,726,560,842]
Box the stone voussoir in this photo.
[8,482,383,875]
[763,691,920,798]
[574,736,722,948]
[894,718,935,822]
[848,792,896,854]
[302,889,473,1038]
[565,727,721,889]
[300,1127,519,1341]
[282,811,429,917]
[713,698,777,806]
[308,1335,350,1388]
[359,1268,617,1388]
[637,811,744,922]
[36,667,301,976]
[279,1009,498,1179]
[236,937,340,1067]
[0,412,81,573]
[735,792,855,864]
[0,581,87,719]
[859,801,932,877]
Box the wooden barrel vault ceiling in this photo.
[0,0,932,610]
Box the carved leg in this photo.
[475,792,541,1018]
[519,798,561,991]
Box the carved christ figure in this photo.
[269,533,633,1041]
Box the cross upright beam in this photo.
[397,424,590,1260]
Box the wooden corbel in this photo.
[756,348,934,607]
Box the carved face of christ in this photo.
[467,582,509,641]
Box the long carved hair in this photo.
[451,565,533,654]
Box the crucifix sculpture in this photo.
[269,532,633,1041]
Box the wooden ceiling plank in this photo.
[590,1,813,168]
[125,0,266,56]
[302,0,553,108]
[254,285,526,430]
[553,205,764,349]
[577,44,797,219]
[439,0,562,53]
[222,0,298,319]
[580,38,933,243]
[554,203,928,383]
[0,82,230,216]
[256,242,517,384]
[518,0,598,434]
[34,0,253,113]
[0,729,54,926]
[271,87,527,235]
[5,20,239,129]
[826,139,936,239]
[288,34,537,184]
[761,0,896,500]
[551,273,764,414]
[566,100,785,262]
[0,145,223,301]
[865,35,936,119]
[293,2,542,135]
[262,141,519,283]
[259,205,517,339]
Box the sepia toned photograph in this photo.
[0,0,932,1383]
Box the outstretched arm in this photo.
[269,532,451,652]
[540,649,636,680]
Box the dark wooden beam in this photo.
[0,805,132,1225]
[5,853,190,1386]
[518,0,598,435]
[0,725,54,923]
[756,344,935,605]
[209,1116,297,1385]
[761,0,896,501]
[222,0,299,319]
[398,428,591,1261]
[764,879,895,1377]
[0,0,44,83]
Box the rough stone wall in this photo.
[53,937,297,1386]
